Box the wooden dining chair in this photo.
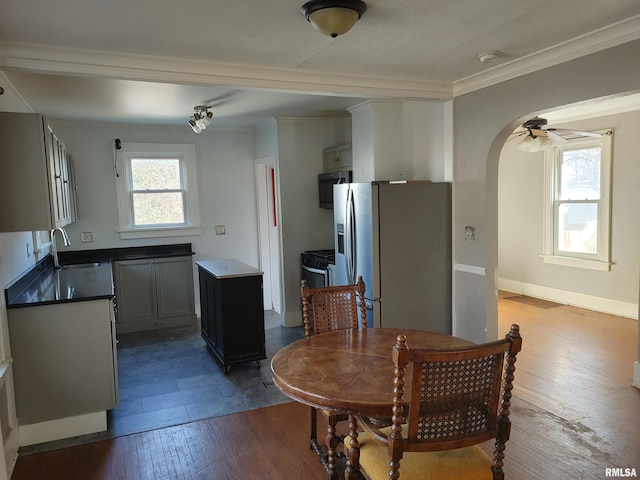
[300,276,367,479]
[346,324,522,480]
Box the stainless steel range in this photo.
[300,249,335,288]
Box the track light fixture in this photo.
[301,0,367,38]
[188,105,213,133]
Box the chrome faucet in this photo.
[50,227,71,268]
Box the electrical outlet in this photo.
[464,226,475,241]
[80,232,94,243]
[215,225,226,235]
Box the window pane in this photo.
[557,202,598,254]
[131,158,181,190]
[133,192,185,225]
[559,148,600,200]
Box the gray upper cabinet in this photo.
[323,143,352,173]
[0,112,76,232]
[114,256,196,334]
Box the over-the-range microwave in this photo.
[318,171,352,209]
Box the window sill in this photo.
[540,255,611,272]
[118,227,202,240]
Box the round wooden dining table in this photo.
[270,328,473,480]
[271,327,472,418]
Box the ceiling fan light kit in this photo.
[188,105,213,133]
[518,134,552,152]
[301,0,367,37]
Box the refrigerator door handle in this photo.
[345,188,356,284]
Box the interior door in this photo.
[255,158,282,313]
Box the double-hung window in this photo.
[115,143,200,239]
[542,130,612,271]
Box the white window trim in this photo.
[115,143,201,240]
[541,129,613,271]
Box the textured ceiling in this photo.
[1,0,639,127]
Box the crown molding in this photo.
[3,14,638,105]
[0,41,452,101]
[0,71,34,112]
[49,118,254,133]
[453,14,640,96]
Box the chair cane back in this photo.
[301,276,367,337]
[349,324,522,480]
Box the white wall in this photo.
[53,122,259,264]
[498,110,640,317]
[51,122,259,315]
[274,117,348,326]
[404,101,448,182]
[350,100,448,182]
[453,39,640,343]
[255,119,278,160]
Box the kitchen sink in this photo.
[59,262,102,270]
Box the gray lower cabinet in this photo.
[8,299,118,426]
[114,256,196,334]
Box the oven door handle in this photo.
[302,265,328,276]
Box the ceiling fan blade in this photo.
[547,128,602,138]
[529,128,548,137]
[507,131,527,142]
[546,130,568,145]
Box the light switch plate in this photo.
[215,225,226,235]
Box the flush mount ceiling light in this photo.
[301,0,367,38]
[188,105,213,133]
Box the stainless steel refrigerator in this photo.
[333,181,451,333]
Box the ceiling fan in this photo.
[509,116,602,152]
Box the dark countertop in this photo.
[5,243,194,309]
[5,259,114,308]
[57,243,194,264]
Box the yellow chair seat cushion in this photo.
[356,429,493,480]
[318,408,349,420]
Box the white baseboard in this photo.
[18,411,107,447]
[498,278,638,319]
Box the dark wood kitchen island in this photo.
[196,259,266,373]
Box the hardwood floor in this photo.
[11,402,325,480]
[11,295,640,479]
[493,292,639,480]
